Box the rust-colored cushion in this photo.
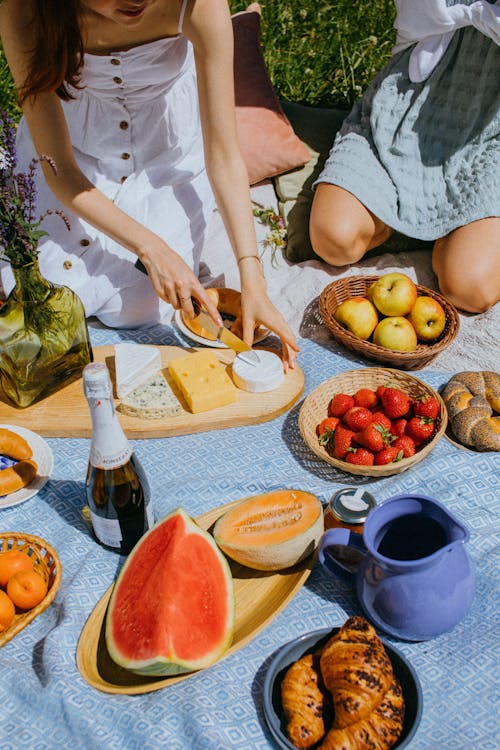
[232,9,310,185]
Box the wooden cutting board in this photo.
[0,345,304,438]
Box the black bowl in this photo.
[263,627,423,750]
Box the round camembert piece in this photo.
[231,350,284,393]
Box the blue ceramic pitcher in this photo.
[318,494,475,641]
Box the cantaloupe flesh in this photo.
[106,509,234,676]
[213,489,323,571]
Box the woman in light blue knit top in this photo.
[310,0,499,313]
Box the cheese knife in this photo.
[191,299,260,366]
[134,259,259,366]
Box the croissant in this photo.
[442,370,500,451]
[319,616,393,728]
[318,678,405,750]
[281,653,330,749]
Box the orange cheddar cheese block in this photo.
[168,350,237,413]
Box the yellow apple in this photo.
[368,272,418,316]
[334,297,378,340]
[372,316,418,351]
[407,296,446,341]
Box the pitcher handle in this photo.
[318,528,366,583]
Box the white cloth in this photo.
[0,33,214,328]
[393,0,500,82]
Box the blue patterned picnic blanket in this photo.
[0,320,498,750]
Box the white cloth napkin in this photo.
[392,0,500,82]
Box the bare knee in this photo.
[437,271,498,313]
[309,212,368,266]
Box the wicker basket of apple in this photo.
[319,273,460,370]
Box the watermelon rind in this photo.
[105,508,234,676]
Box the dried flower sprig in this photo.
[252,202,287,268]
[0,109,70,267]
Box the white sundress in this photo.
[0,22,214,327]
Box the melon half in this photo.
[213,489,324,571]
[105,508,234,676]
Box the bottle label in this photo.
[89,444,132,470]
[89,511,122,548]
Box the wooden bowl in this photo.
[319,276,460,370]
[298,368,447,477]
[0,533,62,647]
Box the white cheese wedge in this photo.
[231,350,284,393]
[118,373,181,419]
[115,342,162,398]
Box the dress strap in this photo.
[178,0,190,34]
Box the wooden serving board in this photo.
[76,500,315,694]
[0,345,304,438]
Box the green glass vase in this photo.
[0,258,93,408]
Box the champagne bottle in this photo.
[83,361,154,554]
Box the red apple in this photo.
[407,296,446,341]
[368,273,418,316]
[334,297,378,340]
[372,316,418,351]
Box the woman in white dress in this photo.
[0,0,299,366]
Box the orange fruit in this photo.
[0,550,33,588]
[0,589,15,631]
[7,569,48,610]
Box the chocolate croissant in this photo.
[281,653,329,748]
[318,678,405,750]
[319,616,393,728]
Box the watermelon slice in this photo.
[105,508,234,676]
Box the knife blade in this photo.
[191,305,260,366]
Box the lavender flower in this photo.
[0,109,70,267]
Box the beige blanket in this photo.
[199,182,499,373]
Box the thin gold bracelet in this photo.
[237,254,262,265]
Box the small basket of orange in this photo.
[0,533,61,647]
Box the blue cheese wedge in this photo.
[115,342,162,398]
[117,373,181,419]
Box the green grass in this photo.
[0,0,395,118]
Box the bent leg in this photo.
[432,218,500,313]
[309,183,393,266]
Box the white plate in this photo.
[174,310,270,349]
[0,425,54,509]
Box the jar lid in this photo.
[328,488,377,525]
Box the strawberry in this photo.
[392,435,416,458]
[413,394,440,420]
[345,448,375,466]
[390,418,408,437]
[343,406,373,431]
[405,416,435,444]
[371,411,392,431]
[333,424,356,459]
[353,388,378,410]
[328,393,355,418]
[376,384,387,400]
[316,417,340,446]
[355,423,390,453]
[381,387,412,419]
[375,446,404,465]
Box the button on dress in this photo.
[1,35,214,327]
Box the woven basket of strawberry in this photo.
[299,368,447,477]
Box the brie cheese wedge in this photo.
[231,350,284,393]
[115,342,162,399]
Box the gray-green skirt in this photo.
[316,26,500,240]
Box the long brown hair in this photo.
[19,0,84,104]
